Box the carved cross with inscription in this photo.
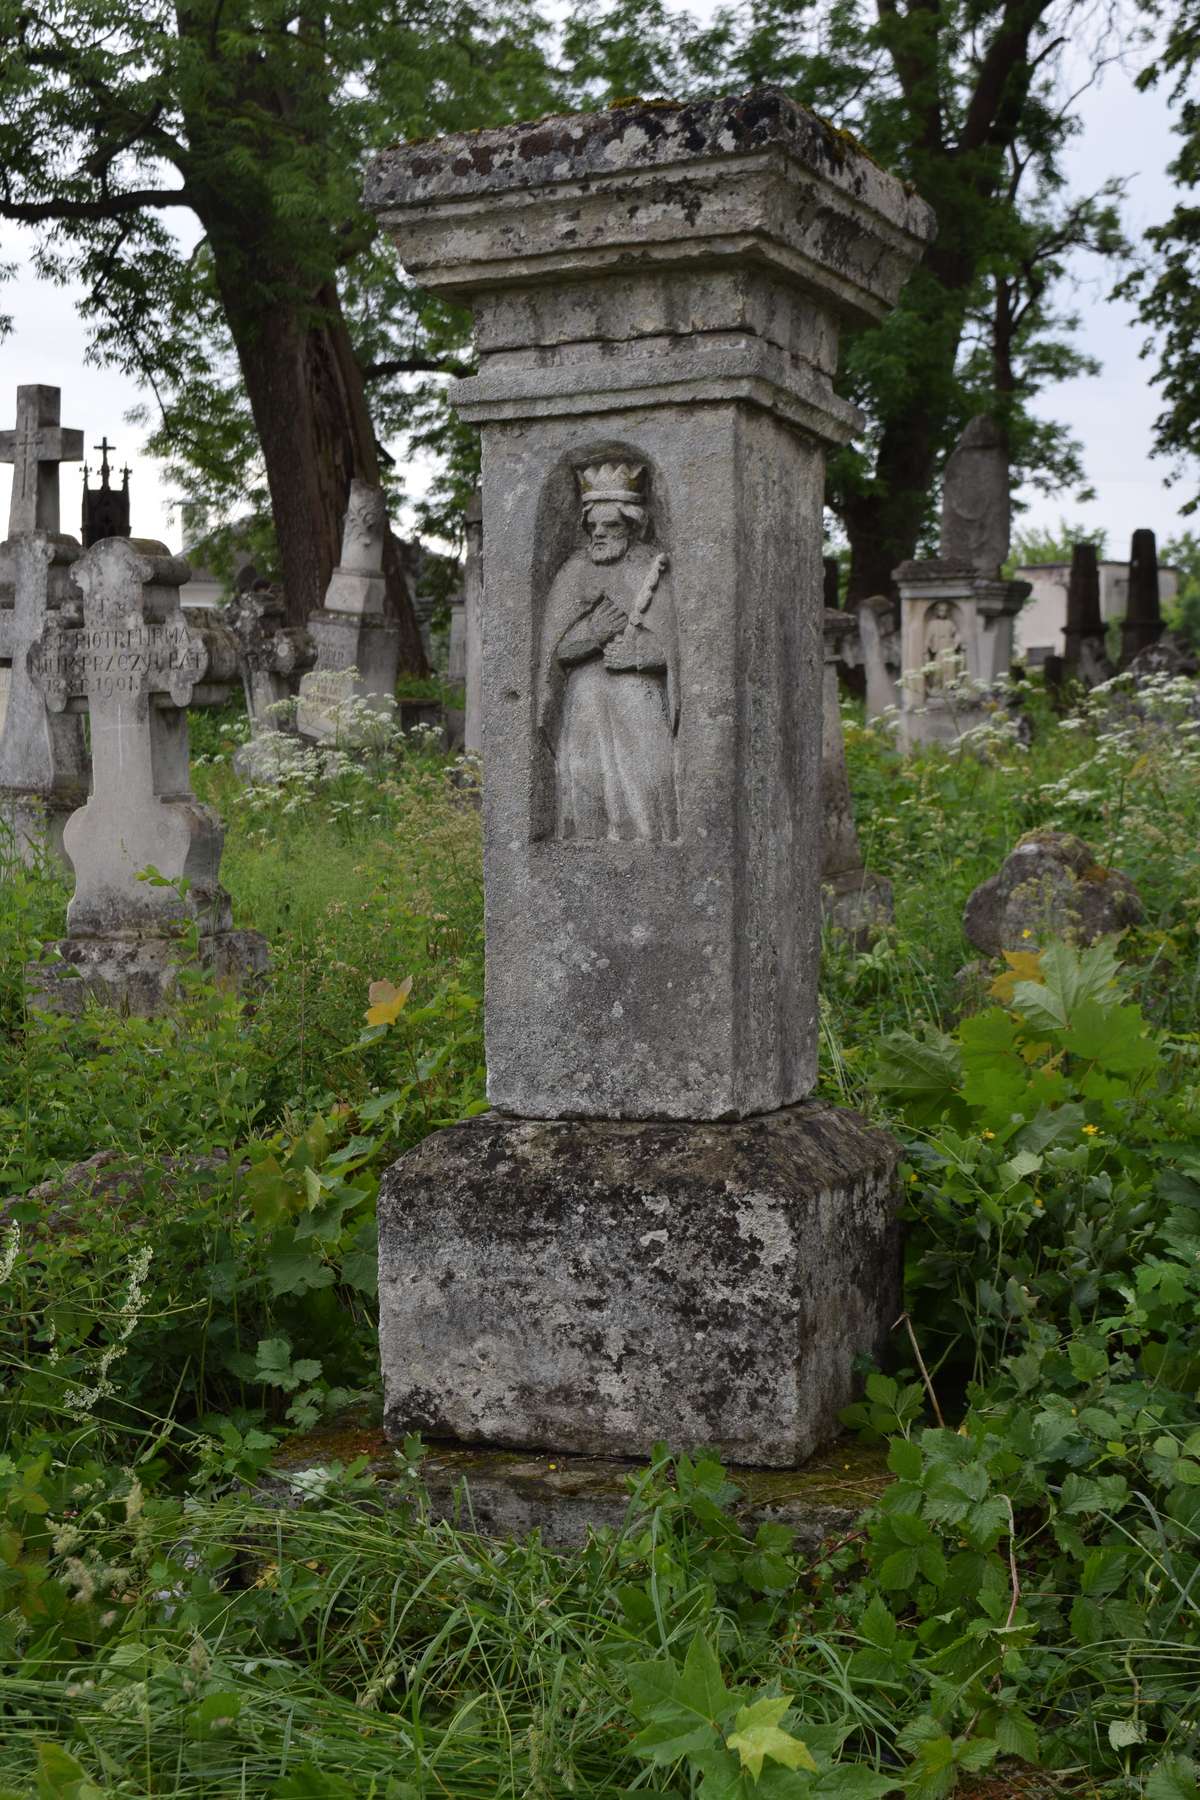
[0,385,84,536]
[29,535,239,939]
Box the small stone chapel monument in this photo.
[0,384,89,860]
[895,416,1029,750]
[26,536,268,1014]
[366,90,934,1467]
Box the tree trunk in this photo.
[215,270,428,669]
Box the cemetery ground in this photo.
[2,680,1200,1799]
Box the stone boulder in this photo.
[963,830,1144,956]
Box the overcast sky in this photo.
[1,33,1194,560]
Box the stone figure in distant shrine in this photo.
[538,463,680,843]
[924,601,964,688]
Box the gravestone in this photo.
[366,88,933,1465]
[821,609,893,942]
[1121,528,1164,667]
[295,480,400,745]
[463,486,483,756]
[1063,541,1110,685]
[226,585,315,780]
[26,536,268,1014]
[896,416,1029,749]
[854,593,900,721]
[0,385,88,861]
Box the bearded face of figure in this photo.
[585,502,635,565]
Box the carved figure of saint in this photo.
[924,601,964,690]
[538,463,680,842]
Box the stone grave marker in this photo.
[1121,527,1165,667]
[821,608,893,942]
[366,88,934,1469]
[463,485,483,756]
[1063,541,1110,686]
[225,585,314,780]
[854,592,900,721]
[296,480,400,745]
[895,416,1029,749]
[0,384,89,861]
[26,535,268,1014]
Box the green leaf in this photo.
[859,1594,899,1650]
[1061,999,1158,1074]
[813,1769,898,1799]
[266,1229,336,1297]
[726,1697,817,1781]
[1146,1759,1200,1800]
[1108,1719,1146,1750]
[1012,938,1123,1034]
[878,1548,919,1590]
[679,1632,732,1723]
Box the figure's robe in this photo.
[537,543,680,842]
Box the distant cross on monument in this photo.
[0,385,84,536]
[81,433,132,547]
[95,437,115,480]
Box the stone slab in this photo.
[270,1425,892,1552]
[378,1102,901,1467]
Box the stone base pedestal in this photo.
[271,1424,892,1552]
[296,612,401,745]
[28,929,270,1016]
[378,1102,901,1467]
[821,868,894,947]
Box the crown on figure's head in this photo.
[578,462,646,505]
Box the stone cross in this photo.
[0,386,84,536]
[366,90,934,1472]
[225,585,314,778]
[26,536,267,1014]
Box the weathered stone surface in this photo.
[1063,541,1109,684]
[894,561,1028,750]
[0,386,91,865]
[1126,632,1199,681]
[226,585,314,770]
[296,481,401,744]
[1121,527,1164,667]
[378,1104,901,1467]
[963,830,1144,956]
[463,486,483,756]
[368,88,933,1121]
[820,609,892,942]
[0,384,83,536]
[939,415,1009,577]
[854,594,899,721]
[270,1425,893,1551]
[24,535,268,1014]
[29,929,269,1017]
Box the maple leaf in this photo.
[365,976,413,1026]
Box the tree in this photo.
[0,0,556,645]
[561,0,1136,600]
[1118,0,1200,516]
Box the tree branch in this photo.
[0,188,193,223]
[360,354,472,382]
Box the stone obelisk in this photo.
[366,90,935,1466]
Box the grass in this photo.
[1,672,1200,1796]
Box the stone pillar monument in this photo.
[1063,541,1110,685]
[366,90,934,1466]
[895,416,1029,750]
[1121,527,1164,667]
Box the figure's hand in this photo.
[603,634,638,670]
[590,597,627,643]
